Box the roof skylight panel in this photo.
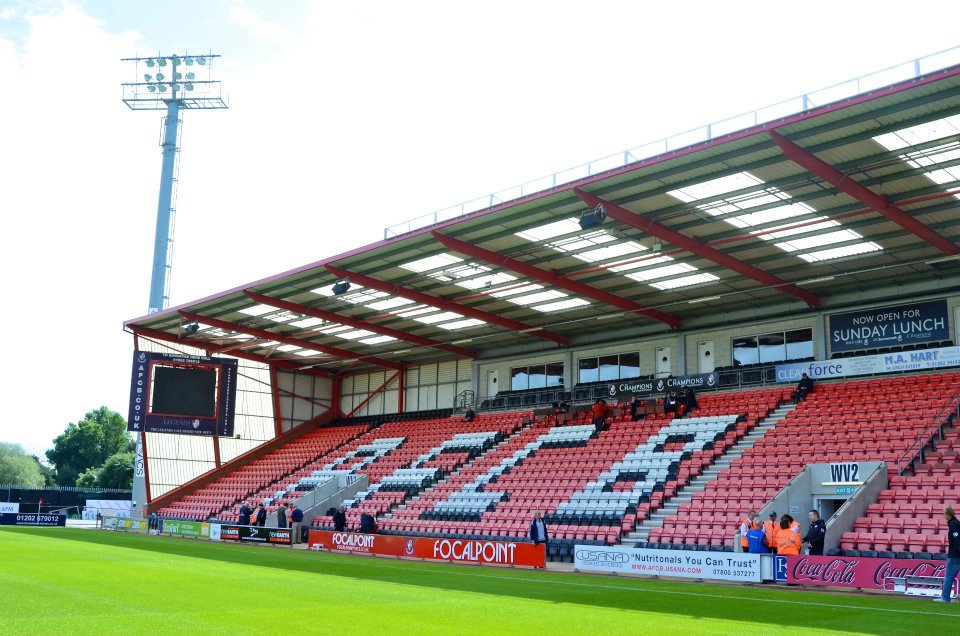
[238,304,276,317]
[574,241,646,263]
[667,172,765,202]
[359,335,397,345]
[264,310,301,323]
[395,306,438,318]
[873,115,960,151]
[774,229,869,252]
[293,349,327,357]
[651,273,720,290]
[413,311,464,325]
[365,297,415,311]
[625,262,699,282]
[313,324,353,335]
[797,242,882,263]
[276,344,300,353]
[332,329,376,340]
[607,254,676,273]
[400,253,464,273]
[436,318,486,330]
[532,298,591,312]
[454,272,517,290]
[504,290,567,305]
[289,317,326,329]
[515,218,582,242]
[490,283,544,298]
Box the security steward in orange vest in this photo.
[739,510,757,551]
[763,511,779,554]
[776,517,802,555]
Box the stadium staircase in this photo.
[646,371,960,554]
[622,401,796,548]
[158,423,369,521]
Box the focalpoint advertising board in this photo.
[574,544,761,583]
[307,530,546,568]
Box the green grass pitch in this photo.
[1,527,957,635]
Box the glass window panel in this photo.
[578,358,599,384]
[758,332,786,364]
[528,365,547,390]
[546,363,564,387]
[786,328,814,361]
[511,367,528,391]
[619,353,640,379]
[732,336,759,367]
[598,355,619,381]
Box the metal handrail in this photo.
[897,392,960,475]
[384,45,960,240]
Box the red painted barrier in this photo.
[308,530,546,568]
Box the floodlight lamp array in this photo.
[138,56,209,93]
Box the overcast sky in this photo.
[1,0,959,458]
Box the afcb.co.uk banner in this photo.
[307,530,546,568]
[779,554,949,590]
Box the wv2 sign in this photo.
[829,463,860,482]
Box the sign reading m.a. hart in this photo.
[220,524,292,545]
[776,345,960,383]
[574,544,761,583]
[605,372,718,400]
[829,299,949,353]
[127,351,238,437]
[0,513,66,527]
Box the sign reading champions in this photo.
[829,299,948,353]
[127,351,238,437]
[605,372,718,401]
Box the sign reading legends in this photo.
[828,300,949,353]
[127,351,238,437]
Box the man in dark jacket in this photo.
[238,502,252,526]
[359,513,377,534]
[290,504,304,544]
[802,509,827,555]
[529,512,549,545]
[277,504,287,529]
[333,505,348,532]
[254,504,267,527]
[794,373,814,403]
[936,506,960,602]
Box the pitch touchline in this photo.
[310,552,956,618]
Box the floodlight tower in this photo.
[122,53,228,314]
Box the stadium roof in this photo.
[126,56,960,376]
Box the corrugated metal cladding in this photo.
[133,337,278,501]
[276,370,333,433]
[339,359,472,416]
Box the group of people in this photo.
[238,501,304,544]
[330,505,378,534]
[740,509,826,556]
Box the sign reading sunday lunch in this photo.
[829,299,948,353]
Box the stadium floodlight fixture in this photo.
[143,73,152,82]
[156,72,165,81]
[175,72,182,80]
[184,83,194,91]
[147,85,156,92]
[185,57,194,66]
[197,56,206,65]
[158,84,167,92]
[158,58,167,67]
[185,72,195,80]
[146,58,155,68]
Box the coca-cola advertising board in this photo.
[308,530,546,568]
[781,554,949,590]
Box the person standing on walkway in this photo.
[935,506,960,602]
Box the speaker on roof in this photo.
[578,203,606,230]
[332,278,352,295]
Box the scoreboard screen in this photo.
[151,365,219,418]
[128,351,238,436]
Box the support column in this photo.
[148,99,181,314]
